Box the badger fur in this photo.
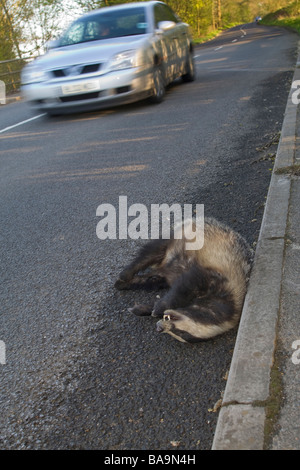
[115,217,253,343]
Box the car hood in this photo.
[33,35,151,69]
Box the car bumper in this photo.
[21,67,153,114]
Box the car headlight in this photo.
[22,66,48,84]
[108,50,138,72]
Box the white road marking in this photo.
[214,46,223,51]
[0,113,46,134]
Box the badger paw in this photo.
[114,278,131,290]
[151,299,168,318]
[128,304,153,316]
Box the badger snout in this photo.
[156,320,164,333]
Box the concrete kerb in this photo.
[211,47,300,450]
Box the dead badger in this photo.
[115,217,253,343]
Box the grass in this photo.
[193,22,242,44]
[261,1,300,35]
[262,16,300,35]
[275,163,300,176]
[194,2,300,44]
[263,350,284,449]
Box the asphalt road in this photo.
[0,23,298,450]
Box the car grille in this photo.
[59,91,102,102]
[52,63,101,78]
[58,87,131,103]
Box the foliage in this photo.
[0,0,79,59]
[0,0,297,63]
[0,0,78,92]
[0,10,15,60]
[69,1,295,39]
[261,1,300,35]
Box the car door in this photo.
[153,3,184,82]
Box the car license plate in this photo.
[61,80,100,95]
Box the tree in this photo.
[1,0,293,61]
[0,0,23,59]
[0,0,79,58]
[18,0,67,55]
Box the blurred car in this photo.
[21,1,195,115]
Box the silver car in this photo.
[21,1,195,115]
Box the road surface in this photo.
[0,23,298,450]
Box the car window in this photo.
[59,7,147,46]
[61,21,85,45]
[154,4,179,27]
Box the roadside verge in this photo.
[211,42,300,450]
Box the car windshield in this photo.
[59,7,148,46]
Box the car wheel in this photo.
[149,65,165,104]
[46,111,62,117]
[182,50,195,82]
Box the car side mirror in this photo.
[156,21,176,33]
[45,39,60,51]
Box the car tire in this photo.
[46,111,62,117]
[182,50,195,82]
[149,65,165,104]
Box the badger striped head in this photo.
[156,308,237,343]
